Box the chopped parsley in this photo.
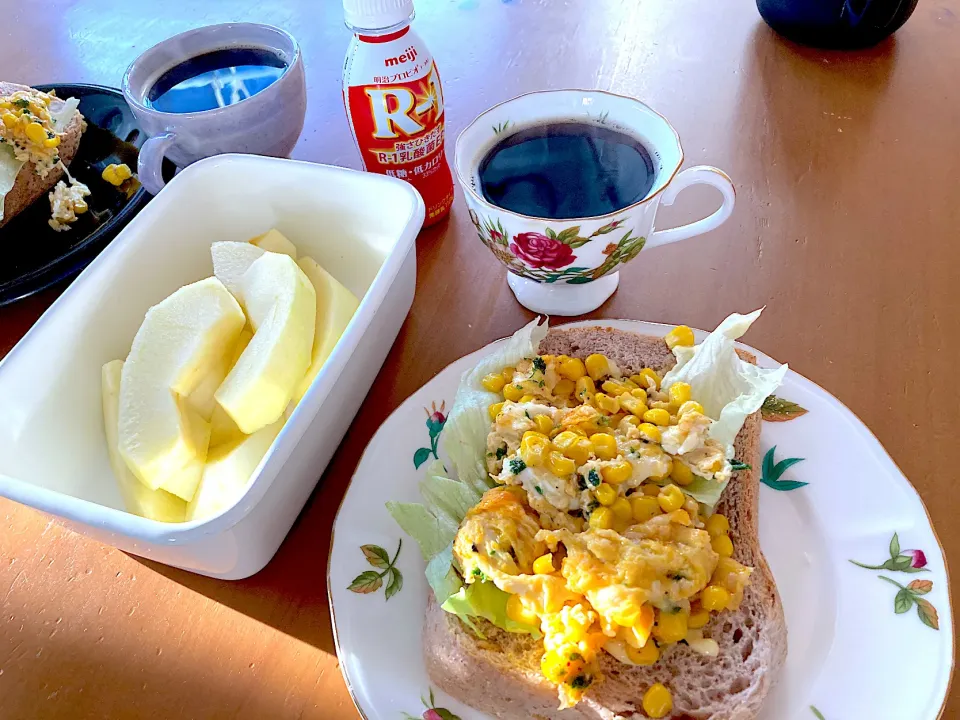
[13,98,30,110]
[508,458,527,474]
[568,652,583,661]
[471,567,486,581]
[587,469,601,487]
[668,572,687,581]
[569,675,592,690]
[495,446,508,460]
[535,485,543,495]
[577,474,587,491]
[532,356,547,372]
[730,460,752,471]
[585,500,600,515]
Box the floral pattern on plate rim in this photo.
[347,539,404,601]
[401,688,462,720]
[469,210,644,284]
[761,394,808,422]
[760,446,807,491]
[414,401,447,469]
[850,533,940,630]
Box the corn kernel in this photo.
[501,365,516,382]
[590,433,618,460]
[601,459,632,485]
[626,639,660,665]
[630,495,660,523]
[589,506,614,529]
[619,394,648,417]
[520,432,550,467]
[601,379,630,396]
[635,368,661,390]
[608,412,627,427]
[506,595,539,626]
[678,400,704,416]
[643,408,671,426]
[688,609,710,629]
[668,382,691,406]
[637,422,661,443]
[558,356,586,381]
[642,683,673,718]
[520,394,537,404]
[705,513,730,537]
[654,609,688,644]
[488,402,505,421]
[503,383,524,402]
[658,484,685,512]
[641,483,662,496]
[115,163,132,180]
[669,509,692,526]
[585,353,610,381]
[700,585,732,611]
[74,199,88,214]
[24,122,46,144]
[624,604,656,646]
[593,392,620,415]
[670,461,694,486]
[594,482,617,506]
[547,450,576,476]
[533,414,554,435]
[553,378,575,397]
[554,431,592,466]
[533,553,555,575]
[481,372,506,392]
[611,497,632,524]
[712,533,734,557]
[43,135,61,148]
[628,386,648,402]
[575,376,596,402]
[664,325,695,350]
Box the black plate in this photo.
[0,83,173,307]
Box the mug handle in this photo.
[137,132,177,195]
[645,165,736,250]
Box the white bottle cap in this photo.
[343,0,414,30]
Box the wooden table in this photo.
[2,1,958,717]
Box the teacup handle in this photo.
[137,132,177,195]
[646,166,736,250]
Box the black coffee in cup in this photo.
[478,122,656,219]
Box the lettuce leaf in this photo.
[662,310,787,450]
[442,318,548,495]
[441,580,541,639]
[680,473,726,509]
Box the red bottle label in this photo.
[344,32,454,225]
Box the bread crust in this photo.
[0,82,84,228]
[423,326,787,719]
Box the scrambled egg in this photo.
[48,177,91,232]
[0,88,66,177]
[453,349,753,709]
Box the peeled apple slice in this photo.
[250,229,298,258]
[187,327,253,422]
[207,328,253,449]
[186,419,283,522]
[215,253,316,434]
[293,256,360,403]
[118,277,245,499]
[102,361,187,523]
[211,241,265,299]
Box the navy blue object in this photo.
[757,0,919,48]
[0,84,173,307]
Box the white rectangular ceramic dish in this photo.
[0,154,424,579]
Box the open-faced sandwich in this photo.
[389,311,789,719]
[0,82,85,230]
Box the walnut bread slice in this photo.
[423,326,787,720]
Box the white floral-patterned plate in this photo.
[328,320,954,720]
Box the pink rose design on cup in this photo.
[510,232,575,269]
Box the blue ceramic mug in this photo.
[757,0,919,48]
[122,23,306,194]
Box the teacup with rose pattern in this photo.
[455,90,736,315]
